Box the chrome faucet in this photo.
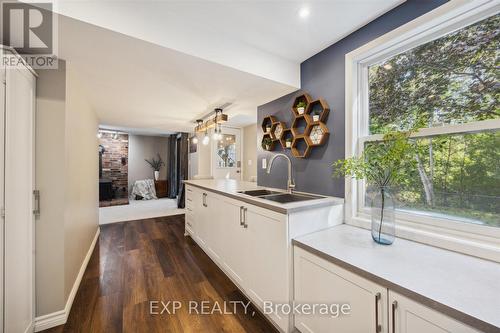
[266,153,295,193]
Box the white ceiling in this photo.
[53,0,404,133]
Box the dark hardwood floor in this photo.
[43,214,278,333]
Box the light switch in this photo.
[262,158,267,169]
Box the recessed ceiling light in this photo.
[298,7,310,19]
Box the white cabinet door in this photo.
[185,186,196,235]
[203,193,224,261]
[389,291,480,333]
[4,62,36,333]
[294,247,388,333]
[245,206,288,331]
[218,198,251,289]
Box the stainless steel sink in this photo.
[238,189,281,197]
[258,193,324,203]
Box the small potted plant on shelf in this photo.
[296,101,306,114]
[145,153,165,181]
[265,123,272,133]
[332,130,416,245]
[262,137,273,151]
[285,137,292,148]
[311,109,321,122]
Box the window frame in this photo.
[345,0,500,262]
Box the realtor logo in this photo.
[2,1,57,68]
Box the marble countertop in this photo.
[293,224,500,333]
[184,179,343,214]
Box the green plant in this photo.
[145,153,165,171]
[262,137,273,149]
[296,101,307,108]
[333,130,416,187]
[333,130,416,242]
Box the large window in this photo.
[346,0,500,256]
[365,13,499,228]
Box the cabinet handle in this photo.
[243,208,248,228]
[375,293,381,333]
[240,206,245,226]
[392,300,398,333]
[203,193,207,207]
[33,190,41,216]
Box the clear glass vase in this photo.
[371,186,396,245]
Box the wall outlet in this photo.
[262,158,267,169]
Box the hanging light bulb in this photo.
[202,130,210,145]
[212,128,219,141]
[192,136,198,144]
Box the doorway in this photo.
[212,127,241,180]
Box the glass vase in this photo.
[371,186,396,245]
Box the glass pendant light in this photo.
[202,130,210,145]
[192,136,198,144]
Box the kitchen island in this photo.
[184,179,344,333]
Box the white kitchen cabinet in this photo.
[294,246,387,333]
[245,205,288,330]
[294,246,483,333]
[389,291,480,333]
[218,197,252,289]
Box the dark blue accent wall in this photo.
[257,0,447,197]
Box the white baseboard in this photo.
[34,227,100,332]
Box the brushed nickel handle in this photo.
[243,207,248,228]
[375,293,381,333]
[202,193,207,207]
[392,300,398,333]
[33,190,40,216]
[240,206,245,226]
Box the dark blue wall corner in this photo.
[257,0,447,197]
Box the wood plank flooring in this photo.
[42,214,278,333]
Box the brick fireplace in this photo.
[99,132,129,199]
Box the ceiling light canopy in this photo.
[298,6,310,19]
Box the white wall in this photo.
[35,60,100,318]
[242,124,257,181]
[128,134,169,191]
[63,63,100,301]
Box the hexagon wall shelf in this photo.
[307,99,330,123]
[291,115,309,137]
[261,92,330,157]
[291,136,312,158]
[272,121,286,141]
[279,128,294,149]
[306,122,329,146]
[261,133,276,151]
[292,93,313,117]
[261,115,278,136]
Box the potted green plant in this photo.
[265,124,272,133]
[285,137,292,148]
[311,109,321,122]
[145,153,165,180]
[332,130,416,245]
[262,137,273,151]
[296,101,307,114]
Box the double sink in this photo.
[237,189,324,203]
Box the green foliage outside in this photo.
[344,13,500,227]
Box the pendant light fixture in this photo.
[192,119,203,144]
[202,129,210,145]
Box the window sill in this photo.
[347,214,500,263]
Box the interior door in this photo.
[212,126,241,180]
[4,65,36,333]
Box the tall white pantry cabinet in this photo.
[1,46,37,333]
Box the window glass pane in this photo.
[368,14,500,134]
[216,134,236,168]
[365,131,500,227]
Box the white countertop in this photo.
[184,179,343,214]
[293,224,500,333]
